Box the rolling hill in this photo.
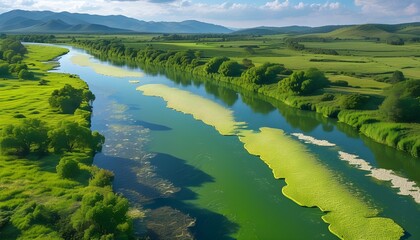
[0,10,233,34]
[233,22,420,40]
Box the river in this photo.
[53,45,420,239]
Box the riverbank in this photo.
[71,39,420,158]
[0,43,135,239]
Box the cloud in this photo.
[262,0,289,10]
[354,0,419,16]
[106,0,176,3]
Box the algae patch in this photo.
[137,84,245,135]
[239,127,404,240]
[71,54,143,77]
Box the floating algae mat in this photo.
[71,54,143,77]
[137,84,246,135]
[239,128,404,239]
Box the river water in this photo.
[54,46,420,239]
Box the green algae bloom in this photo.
[137,84,245,135]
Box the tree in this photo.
[71,192,131,239]
[340,94,369,109]
[242,63,284,85]
[278,68,329,95]
[379,79,420,122]
[0,118,49,156]
[49,121,103,153]
[242,58,255,69]
[18,69,34,80]
[0,63,9,76]
[218,60,243,77]
[56,158,80,179]
[82,90,95,106]
[204,57,230,74]
[389,70,405,83]
[49,84,83,114]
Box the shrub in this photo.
[90,169,114,187]
[18,69,34,80]
[278,68,329,95]
[340,94,369,109]
[218,60,243,77]
[204,57,230,74]
[56,158,80,179]
[320,93,335,101]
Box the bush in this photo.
[218,60,243,77]
[90,169,114,187]
[278,68,329,95]
[340,94,369,109]
[71,192,132,239]
[320,93,335,101]
[380,79,420,122]
[56,158,80,179]
[0,118,49,156]
[18,69,34,80]
[204,57,230,74]
[49,84,83,114]
[388,70,405,83]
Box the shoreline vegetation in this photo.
[0,41,136,239]
[137,83,404,239]
[68,37,420,158]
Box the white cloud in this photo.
[262,0,289,10]
[294,2,306,10]
[354,0,419,16]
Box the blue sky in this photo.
[0,0,419,28]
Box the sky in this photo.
[0,0,419,28]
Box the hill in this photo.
[233,22,420,40]
[0,10,233,34]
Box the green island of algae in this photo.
[137,84,245,135]
[136,83,404,239]
[71,54,143,77]
[239,127,404,240]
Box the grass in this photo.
[239,127,404,240]
[0,45,85,131]
[0,44,131,239]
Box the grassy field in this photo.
[0,46,86,131]
[0,44,133,239]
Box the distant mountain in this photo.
[233,22,420,39]
[0,10,233,34]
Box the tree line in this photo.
[0,38,34,79]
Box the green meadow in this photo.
[0,44,134,239]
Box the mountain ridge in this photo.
[0,10,233,33]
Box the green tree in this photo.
[0,119,49,156]
[71,192,132,239]
[49,84,83,114]
[56,158,80,179]
[0,63,9,76]
[278,68,329,95]
[204,57,230,74]
[389,70,405,83]
[340,94,369,109]
[379,79,420,122]
[218,60,243,77]
[49,121,104,153]
[18,69,34,80]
